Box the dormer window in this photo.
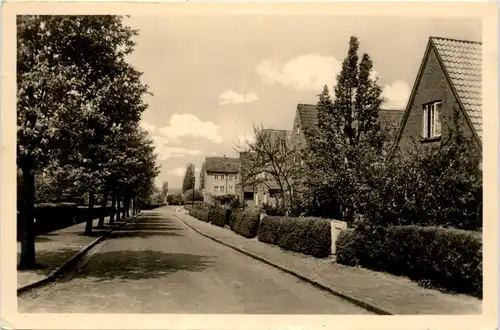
[422,101,442,139]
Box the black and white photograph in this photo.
[1,1,497,329]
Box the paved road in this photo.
[18,206,372,314]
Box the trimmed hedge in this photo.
[188,207,209,222]
[208,208,226,227]
[336,226,482,297]
[17,203,113,240]
[233,209,260,238]
[258,216,332,258]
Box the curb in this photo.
[174,213,392,316]
[17,213,141,295]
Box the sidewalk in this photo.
[174,210,482,315]
[17,215,131,290]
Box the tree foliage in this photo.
[17,15,159,268]
[242,125,300,214]
[302,36,387,221]
[182,163,196,194]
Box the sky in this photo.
[124,15,481,189]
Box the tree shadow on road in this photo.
[17,248,81,273]
[61,250,215,282]
[109,230,182,239]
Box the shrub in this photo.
[335,225,482,297]
[258,216,331,258]
[188,206,209,222]
[233,209,260,238]
[208,207,226,227]
[228,210,239,231]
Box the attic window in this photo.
[422,101,442,139]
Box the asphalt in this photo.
[18,207,372,314]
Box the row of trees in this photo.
[242,36,482,230]
[17,15,160,268]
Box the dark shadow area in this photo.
[60,250,215,282]
[17,248,80,272]
[34,236,55,243]
[109,230,182,239]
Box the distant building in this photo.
[236,151,256,207]
[202,156,240,203]
[394,37,482,154]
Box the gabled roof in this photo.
[432,37,482,141]
[260,129,293,145]
[379,109,405,128]
[295,104,403,134]
[395,36,482,148]
[205,156,239,174]
[297,104,319,132]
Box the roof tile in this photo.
[431,37,482,140]
[205,157,239,173]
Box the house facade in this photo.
[394,37,482,154]
[202,156,240,203]
[236,151,256,207]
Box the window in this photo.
[296,126,300,135]
[221,174,225,180]
[228,175,232,180]
[220,186,224,192]
[214,175,219,180]
[422,101,442,139]
[229,185,233,191]
[214,185,218,192]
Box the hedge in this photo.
[258,216,331,258]
[336,226,482,297]
[17,203,113,240]
[233,209,260,238]
[188,207,209,222]
[208,208,226,227]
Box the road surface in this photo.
[18,207,372,314]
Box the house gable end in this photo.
[395,39,480,153]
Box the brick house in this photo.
[394,37,482,154]
[202,156,240,203]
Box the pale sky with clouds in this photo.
[124,15,481,189]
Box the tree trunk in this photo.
[121,198,127,219]
[84,190,95,235]
[116,198,121,221]
[19,165,36,269]
[131,198,135,215]
[97,191,109,228]
[127,198,132,217]
[109,193,116,225]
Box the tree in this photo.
[16,15,153,267]
[160,181,169,203]
[183,189,203,202]
[358,108,482,229]
[199,162,206,190]
[242,126,298,214]
[182,163,196,194]
[303,36,386,221]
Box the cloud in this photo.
[219,90,259,105]
[140,121,157,134]
[151,135,202,161]
[256,54,342,91]
[168,167,186,177]
[382,80,410,109]
[156,146,202,161]
[159,113,222,144]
